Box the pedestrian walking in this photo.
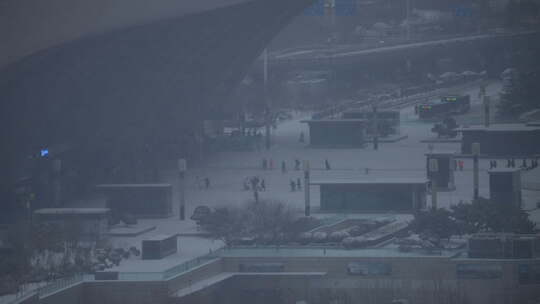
[489,160,495,169]
[262,158,268,170]
[521,158,527,168]
[294,159,301,171]
[458,160,464,171]
[290,180,296,192]
[507,159,511,168]
[493,160,497,168]
[261,179,266,191]
[511,158,516,168]
[204,177,210,189]
[299,132,305,143]
[325,159,331,170]
[281,161,287,173]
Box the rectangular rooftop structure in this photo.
[310,177,427,213]
[96,183,173,219]
[301,119,367,147]
[342,110,400,136]
[456,124,540,156]
[33,208,110,240]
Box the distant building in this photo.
[311,177,428,212]
[33,208,110,241]
[468,233,540,259]
[457,124,540,156]
[301,119,367,147]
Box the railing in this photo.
[163,248,224,280]
[36,274,86,298]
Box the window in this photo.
[518,264,540,284]
[347,262,392,276]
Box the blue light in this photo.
[40,149,49,157]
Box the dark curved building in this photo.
[0,0,315,218]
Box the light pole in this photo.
[405,0,411,40]
[428,158,438,209]
[483,96,491,128]
[263,48,271,150]
[177,158,187,220]
[372,105,379,150]
[303,160,311,217]
[472,143,480,200]
[52,159,62,207]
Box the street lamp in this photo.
[483,96,491,128]
[471,143,480,200]
[177,158,187,220]
[303,160,311,216]
[428,158,438,209]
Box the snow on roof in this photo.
[96,183,172,188]
[34,208,110,215]
[301,119,368,123]
[425,150,456,156]
[456,124,540,132]
[310,177,428,185]
[487,168,522,173]
[144,234,179,241]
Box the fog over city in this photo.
[1,0,540,303]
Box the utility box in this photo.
[425,151,456,191]
[488,168,522,207]
[142,234,178,260]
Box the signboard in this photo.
[347,262,392,276]
[456,264,502,279]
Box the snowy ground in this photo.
[68,80,540,275]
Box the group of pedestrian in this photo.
[263,158,331,172]
[454,160,464,171]
[290,178,302,192]
[261,158,274,170]
[243,176,266,192]
[195,176,211,189]
[505,158,539,170]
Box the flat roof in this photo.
[425,150,456,156]
[487,168,523,173]
[301,119,368,124]
[144,234,179,241]
[96,183,172,188]
[219,247,458,259]
[343,110,399,113]
[456,124,540,132]
[310,178,428,185]
[34,208,110,215]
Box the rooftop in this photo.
[310,177,428,185]
[219,247,460,259]
[456,124,540,132]
[33,208,110,215]
[301,119,368,124]
[96,183,172,188]
[487,168,523,173]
